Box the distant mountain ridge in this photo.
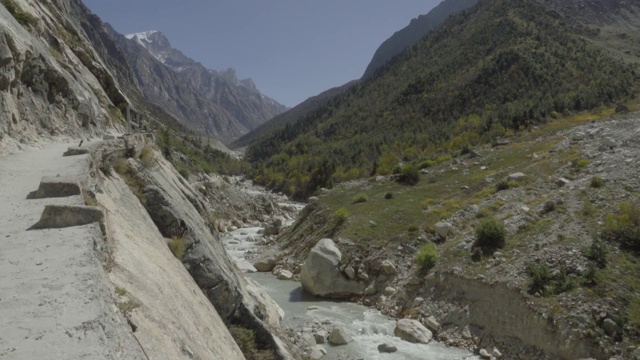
[362,0,478,79]
[119,30,287,143]
[231,80,357,149]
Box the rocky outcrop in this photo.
[427,271,606,359]
[102,142,293,358]
[300,238,364,298]
[0,1,122,156]
[96,161,246,360]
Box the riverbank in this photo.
[218,183,478,360]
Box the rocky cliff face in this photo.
[0,0,130,156]
[121,30,287,143]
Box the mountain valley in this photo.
[1,0,639,359]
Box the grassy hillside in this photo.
[246,0,639,199]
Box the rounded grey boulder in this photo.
[300,239,364,298]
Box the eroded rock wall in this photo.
[132,153,293,358]
[427,271,607,359]
[96,169,246,360]
[90,137,294,359]
[0,0,130,156]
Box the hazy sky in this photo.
[83,0,441,107]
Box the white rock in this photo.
[425,316,440,332]
[328,327,352,345]
[276,270,293,281]
[314,331,328,344]
[479,348,491,358]
[435,221,452,239]
[344,266,356,280]
[492,348,503,358]
[309,346,324,360]
[300,333,316,347]
[384,287,396,295]
[381,260,397,275]
[300,239,364,297]
[508,172,526,180]
[394,319,432,344]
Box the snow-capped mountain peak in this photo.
[124,30,160,42]
[124,30,177,64]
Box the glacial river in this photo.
[221,197,477,359]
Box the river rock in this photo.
[364,284,376,295]
[276,270,293,281]
[384,287,396,295]
[300,239,364,298]
[479,348,491,358]
[462,326,472,339]
[263,225,279,236]
[493,348,503,358]
[394,319,432,344]
[253,251,279,272]
[344,266,356,279]
[328,327,352,345]
[425,316,440,332]
[309,346,325,360]
[381,260,397,275]
[377,343,398,353]
[300,333,316,347]
[314,330,328,344]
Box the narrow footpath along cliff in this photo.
[0,135,295,359]
[0,142,144,359]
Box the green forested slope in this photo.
[362,0,477,79]
[247,0,639,199]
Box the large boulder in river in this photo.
[300,239,364,298]
[394,318,433,344]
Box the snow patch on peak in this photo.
[125,30,160,42]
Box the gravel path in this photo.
[0,142,143,359]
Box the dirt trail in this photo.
[0,142,143,359]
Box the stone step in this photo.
[27,176,82,199]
